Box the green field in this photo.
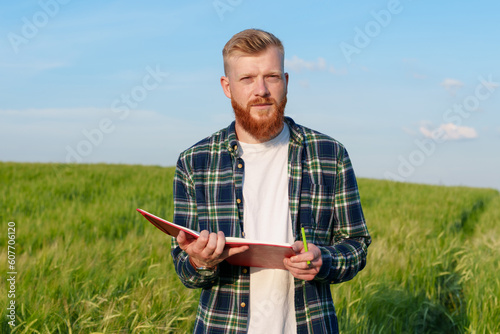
[1,162,499,333]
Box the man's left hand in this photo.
[283,241,323,281]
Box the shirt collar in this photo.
[225,116,304,158]
[226,121,240,157]
[284,116,304,145]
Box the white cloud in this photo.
[285,56,336,74]
[440,78,464,94]
[420,123,478,141]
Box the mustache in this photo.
[248,97,276,106]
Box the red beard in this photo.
[232,96,287,142]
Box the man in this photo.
[171,29,371,333]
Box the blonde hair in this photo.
[222,29,284,75]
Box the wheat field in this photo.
[1,162,498,333]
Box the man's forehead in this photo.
[226,48,284,74]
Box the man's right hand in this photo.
[177,230,249,269]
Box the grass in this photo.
[334,180,500,333]
[0,162,499,333]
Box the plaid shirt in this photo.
[171,117,371,334]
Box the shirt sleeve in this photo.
[170,159,219,289]
[314,146,371,284]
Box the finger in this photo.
[191,230,210,254]
[283,259,305,277]
[202,232,220,257]
[213,231,226,257]
[289,252,315,265]
[291,272,317,281]
[223,245,249,259]
[284,257,320,272]
[284,258,307,271]
[177,230,185,243]
[177,231,189,249]
[291,240,304,253]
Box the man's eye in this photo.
[241,77,256,84]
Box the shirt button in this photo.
[237,199,241,204]
[238,163,243,168]
[241,302,246,308]
[242,268,248,274]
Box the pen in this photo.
[301,227,311,265]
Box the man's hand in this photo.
[283,241,323,281]
[177,230,249,269]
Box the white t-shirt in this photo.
[238,124,297,334]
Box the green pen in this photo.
[301,227,311,265]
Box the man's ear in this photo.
[220,76,231,99]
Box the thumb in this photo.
[177,231,189,249]
[291,240,305,253]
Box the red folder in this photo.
[137,208,295,270]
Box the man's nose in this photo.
[254,77,270,97]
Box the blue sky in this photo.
[1,0,499,190]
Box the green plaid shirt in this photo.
[171,117,371,334]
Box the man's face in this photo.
[221,46,289,143]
